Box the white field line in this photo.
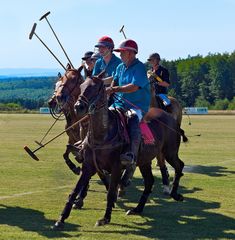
[200,158,235,166]
[153,158,235,173]
[0,179,101,200]
[1,159,234,200]
[0,185,72,200]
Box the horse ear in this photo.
[66,63,71,70]
[57,72,62,78]
[77,65,84,73]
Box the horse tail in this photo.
[180,128,188,142]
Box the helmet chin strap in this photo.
[102,49,112,59]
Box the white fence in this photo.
[184,107,208,115]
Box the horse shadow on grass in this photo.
[184,164,235,177]
[0,204,80,238]
[83,176,235,239]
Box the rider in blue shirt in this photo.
[93,36,121,78]
[107,39,151,184]
[93,36,121,106]
[112,58,150,114]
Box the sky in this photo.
[0,0,235,69]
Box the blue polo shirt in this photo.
[92,53,121,78]
[113,58,150,113]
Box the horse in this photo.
[53,76,187,229]
[48,64,109,209]
[48,66,175,202]
[146,81,183,194]
[48,64,84,146]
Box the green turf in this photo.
[0,114,235,240]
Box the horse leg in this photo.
[96,162,122,226]
[157,153,170,195]
[53,169,93,230]
[73,171,110,210]
[63,148,81,175]
[166,155,184,201]
[73,182,89,209]
[127,163,154,215]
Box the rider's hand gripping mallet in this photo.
[39,11,74,68]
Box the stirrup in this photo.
[120,152,135,166]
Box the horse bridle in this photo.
[77,80,107,115]
[56,69,84,112]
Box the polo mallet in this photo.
[24,114,88,161]
[34,112,63,147]
[119,25,127,39]
[39,11,74,68]
[29,23,66,70]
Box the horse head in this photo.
[74,72,107,119]
[54,64,84,113]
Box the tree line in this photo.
[0,76,57,110]
[156,51,235,109]
[0,51,234,111]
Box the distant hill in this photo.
[0,75,58,109]
[0,68,64,79]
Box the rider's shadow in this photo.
[0,204,79,238]
[184,165,235,177]
[113,177,235,239]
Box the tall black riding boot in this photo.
[120,114,141,183]
[120,114,141,165]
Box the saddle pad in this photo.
[139,121,155,145]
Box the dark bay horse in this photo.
[53,76,187,229]
[48,65,109,208]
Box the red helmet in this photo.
[114,39,138,53]
[95,36,114,49]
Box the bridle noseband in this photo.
[77,81,107,115]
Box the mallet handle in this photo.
[34,114,89,151]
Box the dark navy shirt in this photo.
[153,65,170,94]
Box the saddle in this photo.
[112,108,155,145]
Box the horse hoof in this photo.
[126,208,141,215]
[51,221,64,230]
[95,218,110,227]
[73,198,84,209]
[170,192,184,201]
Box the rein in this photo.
[57,69,84,112]
[79,83,123,176]
[112,93,184,137]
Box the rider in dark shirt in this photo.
[147,53,171,108]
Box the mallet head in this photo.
[24,146,39,161]
[39,11,51,21]
[29,23,37,40]
[119,25,124,33]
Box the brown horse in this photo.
[48,64,84,146]
[53,76,187,229]
[147,81,183,194]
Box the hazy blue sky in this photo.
[0,0,234,68]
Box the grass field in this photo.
[0,113,235,240]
